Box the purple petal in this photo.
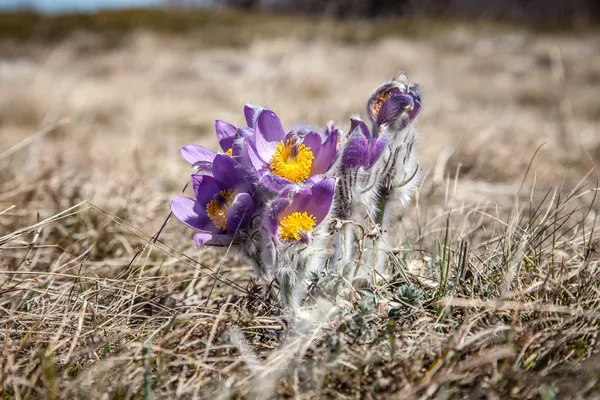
[237,126,256,146]
[285,131,299,142]
[376,94,414,127]
[211,155,247,193]
[301,132,322,153]
[260,173,293,193]
[191,161,213,174]
[368,136,387,168]
[171,196,217,233]
[264,197,292,237]
[280,188,312,219]
[254,126,278,162]
[350,117,370,140]
[226,193,255,232]
[180,145,216,165]
[342,132,369,169]
[194,232,234,248]
[191,174,221,208]
[310,128,339,175]
[305,174,324,186]
[244,103,263,127]
[302,177,336,224]
[215,120,236,152]
[256,110,286,143]
[231,129,255,166]
[246,140,268,171]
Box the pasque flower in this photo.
[171,154,255,247]
[169,72,424,310]
[364,74,422,201]
[261,177,336,309]
[243,110,339,192]
[264,177,336,245]
[360,73,423,276]
[367,74,422,131]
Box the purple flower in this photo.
[180,120,238,168]
[243,109,339,192]
[366,78,422,129]
[341,117,387,170]
[264,178,336,245]
[171,154,256,247]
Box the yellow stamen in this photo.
[205,189,235,232]
[225,148,233,157]
[278,211,316,242]
[269,138,314,183]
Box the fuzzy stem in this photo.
[341,222,355,275]
[277,271,295,310]
[373,197,390,275]
[375,198,387,226]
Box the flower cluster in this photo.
[171,73,422,310]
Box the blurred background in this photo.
[1,0,600,238]
[2,0,600,21]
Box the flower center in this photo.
[270,138,314,183]
[278,211,316,242]
[225,148,233,157]
[205,189,235,232]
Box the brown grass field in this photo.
[1,10,600,399]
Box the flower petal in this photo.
[191,174,221,208]
[194,232,234,248]
[211,154,247,193]
[231,127,255,166]
[244,103,263,127]
[350,117,370,140]
[310,128,338,175]
[368,136,387,168]
[254,126,278,162]
[342,131,369,169]
[305,174,324,186]
[376,93,414,127]
[260,173,293,193]
[171,196,217,233]
[215,120,236,152]
[301,132,322,154]
[246,140,268,171]
[264,197,292,237]
[280,188,312,219]
[226,193,255,232]
[237,126,256,146]
[191,161,213,174]
[303,177,336,224]
[285,131,298,142]
[180,145,216,165]
[256,109,286,143]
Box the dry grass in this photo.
[1,10,600,399]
